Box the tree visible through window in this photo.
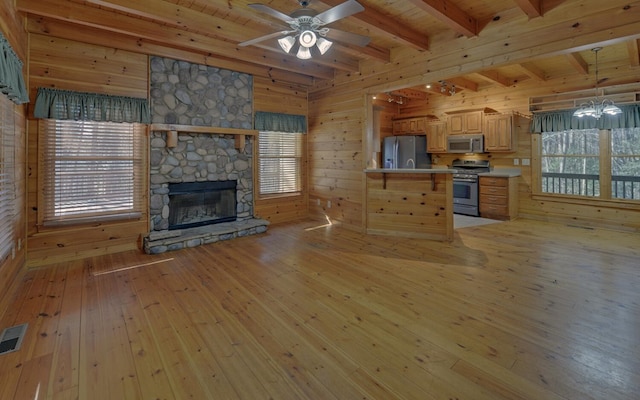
[258,131,303,195]
[39,119,146,226]
[540,128,640,200]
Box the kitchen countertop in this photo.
[477,168,522,177]
[364,168,456,174]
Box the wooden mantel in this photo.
[150,123,258,149]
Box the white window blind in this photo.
[39,119,146,226]
[0,95,16,260]
[258,131,303,195]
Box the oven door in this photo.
[453,178,479,216]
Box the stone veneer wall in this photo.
[150,56,252,128]
[149,133,253,232]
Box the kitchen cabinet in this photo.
[393,117,426,134]
[447,111,483,135]
[426,121,447,153]
[479,176,518,220]
[484,114,514,152]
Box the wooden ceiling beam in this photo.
[447,77,478,92]
[472,70,512,87]
[516,62,546,81]
[512,0,542,18]
[407,0,478,37]
[18,0,340,80]
[627,39,640,68]
[321,0,429,51]
[565,52,589,74]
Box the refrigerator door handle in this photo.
[394,139,399,169]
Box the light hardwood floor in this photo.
[0,218,638,399]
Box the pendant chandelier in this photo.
[573,47,622,120]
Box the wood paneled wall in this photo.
[0,0,27,299]
[252,76,309,224]
[25,35,311,266]
[26,35,150,267]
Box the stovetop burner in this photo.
[451,159,490,177]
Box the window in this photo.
[0,95,16,260]
[540,128,640,200]
[258,131,303,195]
[39,119,146,226]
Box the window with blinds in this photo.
[38,119,146,226]
[258,131,303,195]
[0,95,16,261]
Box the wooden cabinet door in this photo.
[464,111,483,133]
[485,114,513,151]
[448,114,465,134]
[426,122,447,153]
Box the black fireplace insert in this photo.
[168,180,237,230]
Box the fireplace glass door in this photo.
[168,180,237,230]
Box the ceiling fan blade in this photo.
[248,4,293,23]
[315,0,364,25]
[239,31,295,47]
[324,28,370,47]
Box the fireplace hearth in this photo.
[168,180,237,230]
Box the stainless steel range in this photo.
[451,159,490,216]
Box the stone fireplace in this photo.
[143,56,268,254]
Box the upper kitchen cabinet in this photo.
[447,111,483,135]
[426,121,447,153]
[393,117,426,135]
[484,114,513,152]
[484,113,530,152]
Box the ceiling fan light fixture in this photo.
[296,46,312,59]
[316,37,333,54]
[278,36,296,53]
[299,30,317,48]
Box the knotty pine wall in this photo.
[26,35,310,267]
[252,76,309,224]
[26,35,150,267]
[0,0,28,297]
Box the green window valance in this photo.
[0,32,29,104]
[532,104,640,132]
[254,111,307,133]
[34,87,150,124]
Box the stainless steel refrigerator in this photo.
[382,135,431,169]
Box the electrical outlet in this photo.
[513,158,519,165]
[522,158,531,166]
[316,198,320,206]
[327,200,331,208]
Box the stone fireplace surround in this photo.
[144,132,268,254]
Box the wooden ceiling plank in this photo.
[447,77,478,92]
[407,0,478,37]
[18,0,337,80]
[627,39,640,68]
[565,52,589,74]
[321,0,429,51]
[512,0,542,18]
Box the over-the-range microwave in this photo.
[447,134,484,153]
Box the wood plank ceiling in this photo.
[17,0,640,98]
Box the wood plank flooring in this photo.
[0,218,639,399]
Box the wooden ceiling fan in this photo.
[239,0,370,59]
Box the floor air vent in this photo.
[0,323,28,355]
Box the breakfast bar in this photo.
[364,169,455,241]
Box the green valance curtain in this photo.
[531,104,640,132]
[254,111,307,133]
[34,87,150,124]
[0,32,29,104]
